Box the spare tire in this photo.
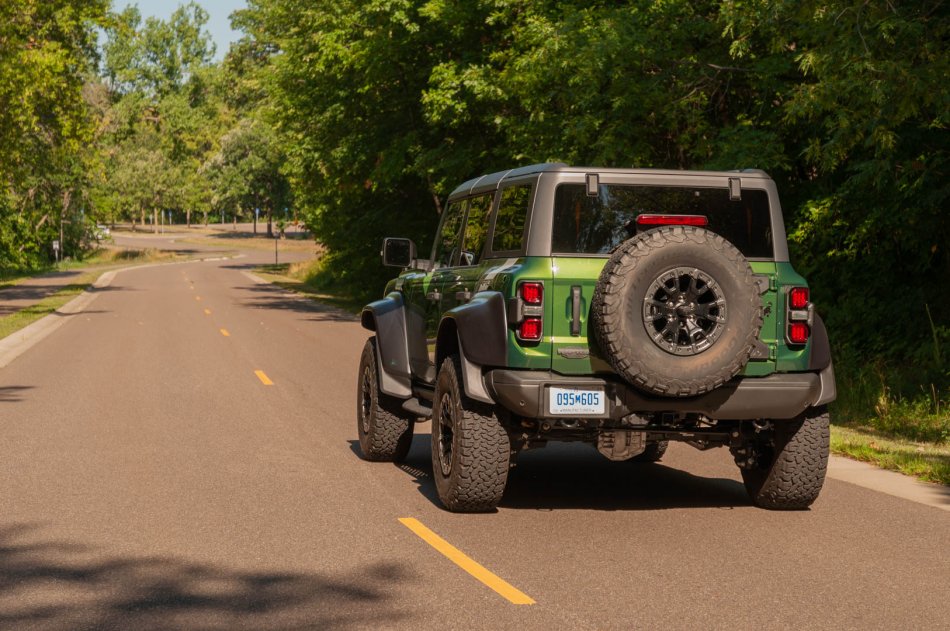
[591,226,762,397]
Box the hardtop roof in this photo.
[447,163,771,199]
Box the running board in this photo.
[402,398,432,419]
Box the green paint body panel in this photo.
[499,257,811,377]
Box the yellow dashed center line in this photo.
[398,517,535,605]
[204,308,211,315]
[220,328,230,337]
[254,370,274,386]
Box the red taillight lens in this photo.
[636,214,709,227]
[519,317,542,341]
[788,322,810,344]
[520,282,543,304]
[789,287,810,309]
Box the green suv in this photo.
[357,163,835,512]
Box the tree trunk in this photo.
[153,208,159,234]
[187,208,191,228]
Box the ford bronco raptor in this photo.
[357,164,835,512]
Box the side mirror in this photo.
[381,237,415,268]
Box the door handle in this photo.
[426,290,441,302]
[455,290,472,303]
[571,286,582,336]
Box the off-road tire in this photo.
[591,226,762,397]
[431,356,510,512]
[741,406,830,510]
[631,440,668,463]
[356,338,414,462]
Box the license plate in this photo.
[549,387,605,415]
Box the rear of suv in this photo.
[357,164,835,512]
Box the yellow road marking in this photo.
[398,517,535,605]
[254,370,273,386]
[204,308,211,315]
[220,328,230,337]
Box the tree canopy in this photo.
[0,0,946,375]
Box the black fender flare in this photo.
[439,291,508,368]
[360,292,412,398]
[809,312,836,406]
[436,291,508,404]
[808,312,832,371]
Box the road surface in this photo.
[1,239,947,630]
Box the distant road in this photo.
[0,234,947,629]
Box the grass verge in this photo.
[0,273,100,340]
[253,259,364,314]
[830,351,948,485]
[831,425,950,485]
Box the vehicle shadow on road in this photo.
[389,435,751,512]
[0,523,413,630]
[0,386,33,403]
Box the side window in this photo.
[492,184,532,252]
[433,201,466,267]
[460,194,493,266]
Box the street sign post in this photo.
[52,240,60,263]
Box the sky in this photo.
[115,0,249,60]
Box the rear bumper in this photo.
[485,367,834,421]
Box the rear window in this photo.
[551,184,773,258]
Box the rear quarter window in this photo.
[492,184,533,253]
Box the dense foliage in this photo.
[0,0,109,270]
[0,1,946,404]
[239,0,948,367]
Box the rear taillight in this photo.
[514,281,544,343]
[636,214,709,227]
[789,287,809,310]
[786,286,812,345]
[520,281,543,305]
[519,317,542,341]
[788,322,810,344]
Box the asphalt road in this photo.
[1,241,948,630]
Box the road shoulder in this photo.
[827,455,950,511]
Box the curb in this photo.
[826,455,949,512]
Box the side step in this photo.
[402,398,432,419]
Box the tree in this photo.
[0,0,109,269]
[97,2,226,233]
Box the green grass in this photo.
[832,357,949,444]
[254,258,364,314]
[830,351,949,485]
[0,273,100,340]
[831,425,950,485]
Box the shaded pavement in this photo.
[0,271,90,317]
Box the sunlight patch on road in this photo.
[398,517,535,605]
[254,370,274,386]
